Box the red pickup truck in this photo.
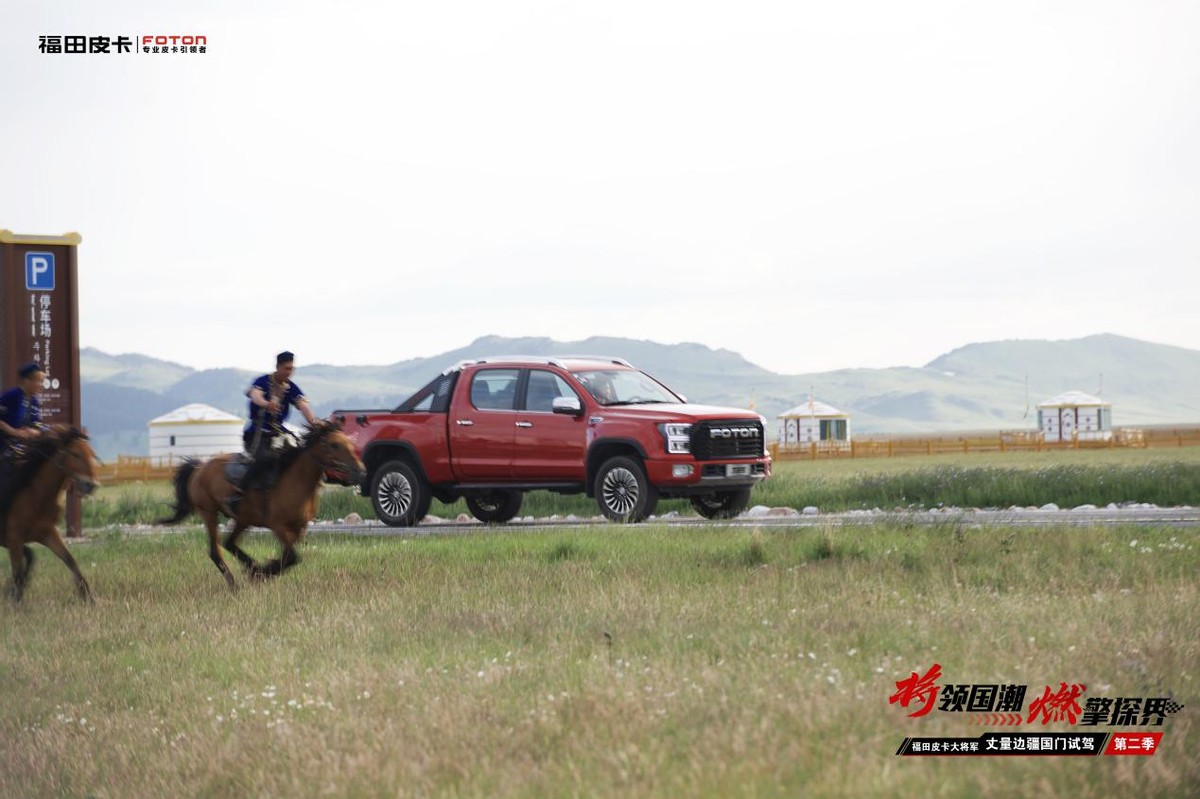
[331,356,771,525]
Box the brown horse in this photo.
[157,421,365,589]
[4,426,99,603]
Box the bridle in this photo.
[305,432,364,479]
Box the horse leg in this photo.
[222,519,258,573]
[252,527,302,580]
[39,531,94,603]
[7,543,32,602]
[201,509,237,591]
[252,545,299,579]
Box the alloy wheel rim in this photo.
[377,472,413,518]
[601,467,639,515]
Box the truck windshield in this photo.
[571,370,681,407]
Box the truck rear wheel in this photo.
[465,490,524,524]
[594,456,658,523]
[689,487,753,520]
[371,460,431,527]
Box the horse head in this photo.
[49,425,99,496]
[35,422,98,491]
[303,421,366,485]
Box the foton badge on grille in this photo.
[709,427,759,439]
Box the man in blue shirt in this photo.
[0,362,46,454]
[243,350,318,455]
[230,351,319,512]
[0,362,46,508]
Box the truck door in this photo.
[511,368,588,480]
[449,368,520,480]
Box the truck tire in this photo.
[371,460,431,527]
[689,487,753,520]
[594,456,658,523]
[465,490,524,524]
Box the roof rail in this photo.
[444,355,633,372]
[553,355,633,367]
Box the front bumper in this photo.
[645,457,771,496]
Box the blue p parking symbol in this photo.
[25,252,55,291]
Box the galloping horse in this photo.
[157,421,365,589]
[4,426,99,603]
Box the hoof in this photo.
[249,565,273,581]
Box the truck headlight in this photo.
[659,422,692,454]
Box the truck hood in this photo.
[597,403,763,422]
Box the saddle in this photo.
[224,454,251,488]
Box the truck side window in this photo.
[525,370,577,413]
[470,369,519,411]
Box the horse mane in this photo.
[8,426,89,496]
[275,421,340,474]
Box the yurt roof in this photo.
[148,403,243,426]
[1036,390,1111,409]
[778,400,849,418]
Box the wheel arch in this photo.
[361,441,428,494]
[585,438,648,498]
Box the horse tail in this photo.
[156,458,200,525]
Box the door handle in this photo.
[456,419,474,426]
[515,421,533,428]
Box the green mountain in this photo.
[78,334,1200,459]
[80,347,195,392]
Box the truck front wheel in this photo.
[465,490,524,524]
[689,487,753,520]
[371,460,432,527]
[594,456,658,523]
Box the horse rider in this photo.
[0,362,47,507]
[229,351,319,512]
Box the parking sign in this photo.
[25,251,55,290]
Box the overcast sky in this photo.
[3,1,1197,374]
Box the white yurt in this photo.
[148,403,244,462]
[1036,391,1113,442]
[777,398,851,448]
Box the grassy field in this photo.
[2,523,1197,798]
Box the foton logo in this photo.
[709,427,759,439]
[142,35,207,47]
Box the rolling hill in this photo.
[78,334,1200,459]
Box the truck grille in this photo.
[690,420,764,460]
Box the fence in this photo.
[96,454,191,484]
[769,425,1200,462]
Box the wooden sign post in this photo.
[0,230,84,536]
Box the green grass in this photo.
[2,524,1197,798]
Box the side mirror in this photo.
[552,396,584,417]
